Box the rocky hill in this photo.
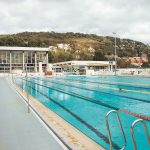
[0,32,149,67]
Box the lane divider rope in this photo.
[20,77,150,122]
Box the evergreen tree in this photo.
[93,50,106,61]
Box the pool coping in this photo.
[9,77,105,150]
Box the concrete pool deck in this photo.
[0,77,66,150]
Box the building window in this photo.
[0,51,10,64]
[24,52,35,64]
[12,51,23,64]
[37,52,46,63]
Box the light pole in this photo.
[113,32,117,75]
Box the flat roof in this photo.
[53,60,115,66]
[0,46,49,51]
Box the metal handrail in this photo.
[11,72,14,83]
[25,64,30,113]
[130,119,150,150]
[106,110,126,150]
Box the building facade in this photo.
[52,60,115,75]
[0,46,49,73]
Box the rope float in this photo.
[18,77,150,122]
[120,109,150,121]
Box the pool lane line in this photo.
[21,78,150,122]
[98,85,150,95]
[19,79,120,150]
[53,80,150,96]
[58,77,150,91]
[71,78,150,87]
[56,77,150,88]
[95,78,150,87]
[56,78,150,95]
[96,80,150,87]
[29,78,150,122]
[21,78,119,110]
[17,77,150,149]
[33,77,150,104]
[92,81,150,91]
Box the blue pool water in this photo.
[15,76,150,150]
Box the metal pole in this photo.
[113,32,117,75]
[12,72,14,83]
[25,64,30,113]
[23,51,25,72]
[10,51,12,73]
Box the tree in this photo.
[48,51,53,63]
[52,49,74,63]
[141,62,150,68]
[93,50,107,61]
[78,48,94,60]
[117,58,138,68]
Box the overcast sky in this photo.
[0,0,150,44]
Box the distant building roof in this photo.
[128,57,148,64]
[0,46,49,51]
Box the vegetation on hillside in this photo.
[0,32,150,67]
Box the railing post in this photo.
[11,72,13,82]
[25,64,30,113]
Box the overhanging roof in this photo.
[0,46,49,52]
[87,63,111,66]
[53,60,115,66]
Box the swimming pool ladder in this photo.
[105,110,126,150]
[130,119,150,150]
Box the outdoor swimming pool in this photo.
[15,75,150,150]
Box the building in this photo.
[57,43,71,51]
[52,60,115,75]
[127,55,148,67]
[0,46,49,73]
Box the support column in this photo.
[10,51,12,73]
[108,66,109,71]
[23,51,24,72]
[34,52,37,72]
[111,65,113,71]
[109,65,111,71]
[39,62,43,73]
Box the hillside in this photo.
[0,32,149,67]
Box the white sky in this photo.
[0,0,150,44]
